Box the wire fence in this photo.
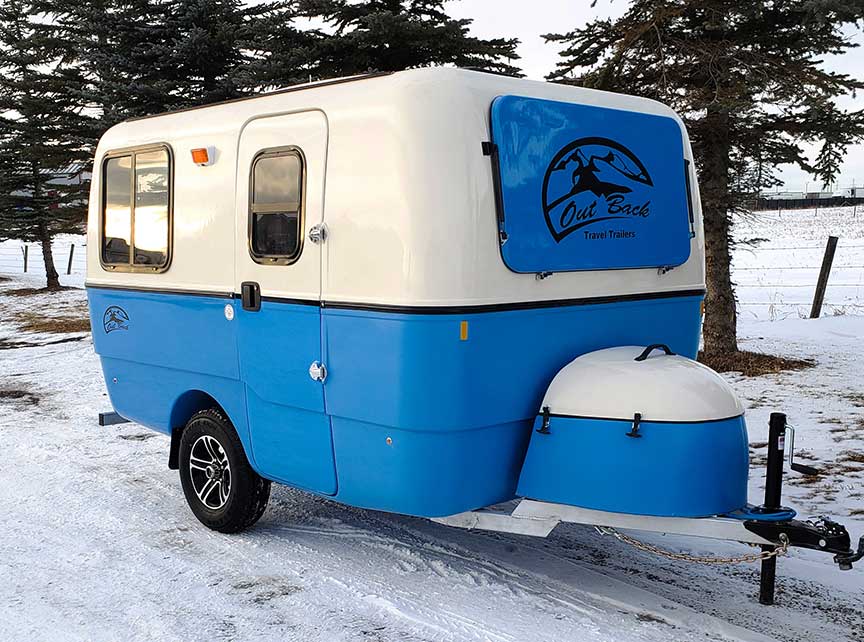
[731,238,864,319]
[0,241,86,276]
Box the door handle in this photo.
[240,281,261,312]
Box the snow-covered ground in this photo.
[2,208,863,641]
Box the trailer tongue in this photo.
[435,346,863,605]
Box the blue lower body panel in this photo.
[331,418,531,517]
[321,295,702,516]
[246,386,337,495]
[517,415,749,517]
[89,285,705,518]
[97,356,251,449]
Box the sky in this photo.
[445,0,864,191]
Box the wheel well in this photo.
[168,390,229,470]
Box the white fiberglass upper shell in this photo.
[542,347,744,422]
[86,67,705,306]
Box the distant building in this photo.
[761,190,805,200]
[837,186,863,198]
[760,185,862,201]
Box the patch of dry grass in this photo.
[0,388,40,405]
[843,393,864,408]
[4,285,75,297]
[14,311,90,334]
[839,450,864,465]
[698,349,815,376]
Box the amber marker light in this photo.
[191,146,215,166]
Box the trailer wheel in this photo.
[178,408,270,533]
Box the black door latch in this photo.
[241,281,261,312]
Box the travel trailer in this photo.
[86,68,860,602]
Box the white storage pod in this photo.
[517,346,750,517]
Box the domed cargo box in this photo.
[517,346,749,518]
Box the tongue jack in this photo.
[744,413,863,604]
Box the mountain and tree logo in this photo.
[103,306,130,334]
[541,137,654,242]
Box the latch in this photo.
[308,361,327,383]
[625,412,643,438]
[536,406,552,434]
[309,223,328,244]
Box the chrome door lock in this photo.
[308,361,327,382]
[309,223,328,244]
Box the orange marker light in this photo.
[191,147,215,166]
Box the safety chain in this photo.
[595,527,790,565]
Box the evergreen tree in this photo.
[45,1,180,126]
[545,1,864,359]
[299,0,521,77]
[42,0,311,120]
[249,4,323,90]
[0,0,94,289]
[163,0,302,105]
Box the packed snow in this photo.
[1,208,863,641]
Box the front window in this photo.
[101,146,171,270]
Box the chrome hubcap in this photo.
[189,435,231,509]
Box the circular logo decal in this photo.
[103,306,130,334]
[541,136,654,242]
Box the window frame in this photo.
[99,142,174,273]
[247,146,306,266]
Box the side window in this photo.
[249,149,303,264]
[101,146,171,270]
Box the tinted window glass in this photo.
[102,156,132,264]
[100,147,171,270]
[250,151,303,261]
[251,212,299,256]
[253,154,301,206]
[133,149,169,266]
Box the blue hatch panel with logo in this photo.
[490,95,693,273]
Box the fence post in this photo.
[67,244,75,275]
[810,236,839,319]
[22,245,28,272]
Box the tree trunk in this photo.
[699,107,738,356]
[37,218,61,291]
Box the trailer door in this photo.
[234,110,335,495]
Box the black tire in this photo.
[178,408,270,533]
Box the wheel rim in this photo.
[189,435,232,510]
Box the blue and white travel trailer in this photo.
[86,68,860,601]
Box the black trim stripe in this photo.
[540,412,743,425]
[85,283,705,314]
[260,295,319,307]
[85,282,234,299]
[321,289,705,315]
